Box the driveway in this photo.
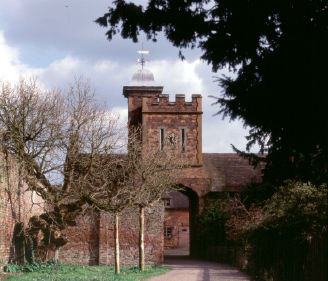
[148,256,252,281]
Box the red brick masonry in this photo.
[60,205,164,266]
[1,83,263,266]
[0,151,43,266]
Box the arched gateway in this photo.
[55,66,263,266]
[123,67,213,257]
[123,67,263,258]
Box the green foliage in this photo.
[245,181,328,238]
[196,193,230,248]
[240,182,276,208]
[4,259,58,273]
[97,0,328,185]
[231,181,328,280]
[4,263,23,273]
[4,264,170,281]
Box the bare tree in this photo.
[79,132,141,274]
[127,131,182,271]
[0,78,121,263]
[80,152,135,274]
[79,128,181,272]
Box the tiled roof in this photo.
[162,190,189,209]
[202,153,264,192]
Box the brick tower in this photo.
[123,59,208,257]
[123,69,203,166]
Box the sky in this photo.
[0,0,252,153]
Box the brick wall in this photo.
[60,204,164,266]
[0,151,43,267]
[164,209,189,248]
[0,148,164,267]
[59,212,100,265]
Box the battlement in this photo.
[142,94,202,114]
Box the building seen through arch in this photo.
[0,63,264,266]
[162,191,190,250]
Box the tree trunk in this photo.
[54,247,59,270]
[139,206,145,271]
[22,238,26,265]
[114,212,120,274]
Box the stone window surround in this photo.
[164,226,173,239]
[158,127,166,151]
[163,198,172,207]
[179,126,187,153]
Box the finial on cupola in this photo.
[130,44,155,86]
[137,44,150,70]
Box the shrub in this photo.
[4,259,59,273]
[226,181,328,281]
[196,193,230,246]
[246,181,328,239]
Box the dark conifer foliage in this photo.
[97,0,328,184]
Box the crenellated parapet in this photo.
[142,94,202,114]
[123,84,203,166]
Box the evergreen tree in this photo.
[97,0,328,184]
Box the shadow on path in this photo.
[148,255,252,281]
[164,248,189,256]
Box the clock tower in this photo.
[123,63,202,166]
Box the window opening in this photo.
[181,128,186,152]
[164,227,173,239]
[163,199,171,207]
[160,128,165,150]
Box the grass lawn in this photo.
[3,265,170,281]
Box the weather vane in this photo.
[137,43,149,70]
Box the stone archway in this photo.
[180,186,199,257]
[163,186,199,257]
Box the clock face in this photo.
[167,132,177,146]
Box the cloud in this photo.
[0,31,40,82]
[111,106,128,127]
[0,0,197,67]
[0,26,253,153]
[150,59,203,98]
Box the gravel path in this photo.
[148,256,252,281]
